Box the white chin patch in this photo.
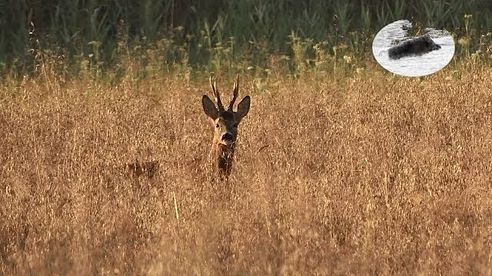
[220,141,234,146]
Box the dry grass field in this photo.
[1,62,491,275]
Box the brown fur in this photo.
[125,160,160,178]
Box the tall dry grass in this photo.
[1,62,491,275]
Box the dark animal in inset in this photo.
[388,34,441,60]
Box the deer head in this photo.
[201,75,251,177]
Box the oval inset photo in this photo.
[372,20,455,77]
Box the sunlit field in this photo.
[1,59,491,274]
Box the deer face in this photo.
[214,111,239,146]
[202,76,250,149]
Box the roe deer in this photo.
[202,76,251,179]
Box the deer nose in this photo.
[221,132,234,141]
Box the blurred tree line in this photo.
[0,0,490,73]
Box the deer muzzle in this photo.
[220,132,235,145]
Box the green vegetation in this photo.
[1,0,491,77]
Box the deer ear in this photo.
[235,96,250,122]
[202,95,219,120]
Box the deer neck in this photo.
[211,143,235,175]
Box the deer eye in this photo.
[216,123,220,128]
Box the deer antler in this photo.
[229,74,239,111]
[209,76,225,112]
